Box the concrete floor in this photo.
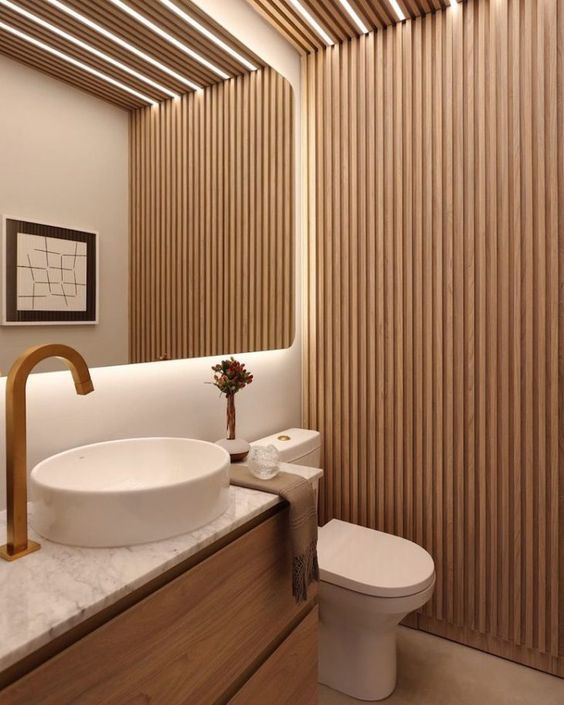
[318,627,564,705]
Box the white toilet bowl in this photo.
[251,429,435,700]
[318,519,435,701]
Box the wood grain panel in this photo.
[303,0,563,676]
[0,509,316,705]
[559,0,564,671]
[130,66,294,361]
[229,607,318,705]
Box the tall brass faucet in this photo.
[0,344,94,562]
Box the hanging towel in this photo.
[229,465,319,602]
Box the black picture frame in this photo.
[3,217,97,324]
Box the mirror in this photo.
[0,58,294,372]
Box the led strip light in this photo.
[0,0,179,99]
[159,0,257,72]
[388,0,406,22]
[337,0,369,34]
[288,0,335,46]
[45,0,201,91]
[108,0,230,80]
[0,20,157,104]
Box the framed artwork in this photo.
[2,216,98,325]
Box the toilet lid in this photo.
[318,520,435,598]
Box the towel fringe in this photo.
[292,539,319,602]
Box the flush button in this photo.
[277,435,291,441]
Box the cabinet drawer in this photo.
[1,508,317,705]
[230,607,318,705]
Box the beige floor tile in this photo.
[318,627,564,705]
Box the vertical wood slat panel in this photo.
[129,67,294,361]
[558,0,564,667]
[303,0,563,676]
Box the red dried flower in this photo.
[209,357,253,397]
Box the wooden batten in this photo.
[247,0,451,53]
[303,0,563,676]
[0,0,265,109]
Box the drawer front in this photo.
[1,509,317,705]
[230,607,318,705]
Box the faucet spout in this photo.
[0,344,94,561]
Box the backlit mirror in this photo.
[0,0,294,372]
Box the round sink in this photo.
[30,437,230,547]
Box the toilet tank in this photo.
[250,428,321,467]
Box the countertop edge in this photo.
[0,463,323,684]
[0,500,285,690]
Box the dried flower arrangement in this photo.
[209,357,253,461]
[211,357,253,399]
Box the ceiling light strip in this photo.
[45,0,200,91]
[108,0,229,80]
[337,0,369,34]
[287,0,335,46]
[0,0,178,98]
[388,0,406,22]
[158,0,257,72]
[0,20,157,104]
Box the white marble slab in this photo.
[0,463,323,674]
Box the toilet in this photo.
[251,428,436,701]
[317,520,435,700]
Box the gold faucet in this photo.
[0,344,94,562]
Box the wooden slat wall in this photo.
[130,66,294,362]
[303,0,563,675]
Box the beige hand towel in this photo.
[229,465,319,602]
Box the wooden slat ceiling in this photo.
[0,0,265,109]
[246,0,452,54]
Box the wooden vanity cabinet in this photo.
[229,607,318,705]
[0,507,318,705]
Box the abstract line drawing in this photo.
[16,233,88,312]
[3,217,97,325]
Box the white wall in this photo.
[0,55,129,372]
[0,3,303,510]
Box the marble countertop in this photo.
[0,463,322,674]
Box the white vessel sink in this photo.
[30,438,230,547]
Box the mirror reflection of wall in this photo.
[0,53,129,373]
[0,0,294,373]
[130,66,294,363]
